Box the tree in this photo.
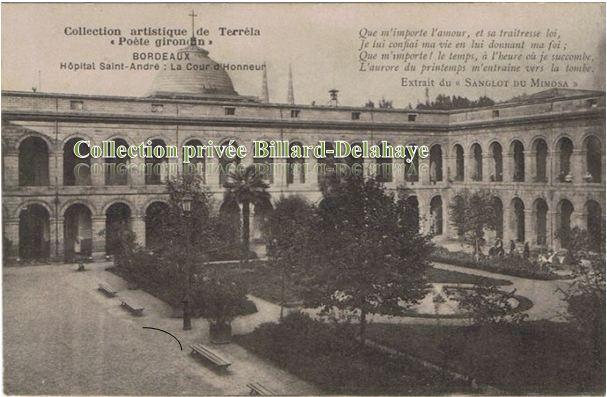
[558,226,605,363]
[265,195,316,318]
[299,175,432,346]
[449,190,498,260]
[223,165,271,259]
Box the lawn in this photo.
[234,312,474,395]
[365,322,605,394]
[210,261,511,305]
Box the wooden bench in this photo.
[97,282,117,297]
[246,382,276,396]
[119,298,144,316]
[190,343,231,369]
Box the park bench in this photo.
[246,382,277,395]
[97,282,117,297]
[190,343,231,370]
[119,298,144,316]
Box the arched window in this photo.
[19,136,49,186]
[429,145,443,183]
[405,143,419,182]
[511,198,525,243]
[253,141,274,184]
[19,204,50,259]
[557,137,573,183]
[105,203,131,255]
[145,201,169,251]
[376,156,393,182]
[430,196,443,235]
[64,204,92,259]
[454,144,464,181]
[317,141,337,186]
[584,136,602,183]
[533,139,548,183]
[586,200,602,251]
[490,142,503,182]
[472,143,483,181]
[557,199,574,247]
[183,139,206,183]
[105,138,129,185]
[219,140,241,186]
[145,139,169,185]
[64,138,91,186]
[533,199,548,245]
[287,142,306,185]
[511,140,525,182]
[492,197,503,239]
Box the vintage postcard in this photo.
[1,3,605,396]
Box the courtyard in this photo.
[2,262,318,396]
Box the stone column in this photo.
[3,153,19,188]
[524,209,534,246]
[503,153,513,182]
[527,150,537,183]
[131,215,146,248]
[547,210,557,250]
[90,157,105,186]
[91,215,106,259]
[130,156,146,186]
[51,150,63,187]
[502,205,513,244]
[419,156,430,185]
[572,149,585,183]
[3,219,19,259]
[49,216,64,261]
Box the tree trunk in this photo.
[242,201,250,260]
[359,309,367,348]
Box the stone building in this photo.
[2,42,605,261]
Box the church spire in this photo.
[287,64,294,105]
[189,10,198,46]
[261,63,269,103]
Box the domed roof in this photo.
[148,44,238,99]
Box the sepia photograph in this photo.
[1,2,605,395]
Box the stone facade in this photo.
[2,86,605,261]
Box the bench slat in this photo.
[120,299,144,316]
[98,283,117,296]
[247,382,276,395]
[190,344,231,368]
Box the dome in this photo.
[148,44,238,99]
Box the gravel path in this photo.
[3,263,318,395]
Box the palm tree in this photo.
[223,165,271,259]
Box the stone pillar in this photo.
[524,209,534,246]
[51,150,63,187]
[131,215,146,247]
[49,216,64,261]
[419,156,430,185]
[572,149,585,184]
[91,215,106,259]
[502,205,513,244]
[3,153,19,188]
[547,210,557,250]
[206,157,219,188]
[527,150,537,182]
[503,153,513,182]
[3,219,19,259]
[90,157,105,186]
[130,156,146,186]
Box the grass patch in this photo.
[234,312,474,394]
[365,322,605,394]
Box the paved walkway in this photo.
[3,263,318,396]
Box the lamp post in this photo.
[181,192,193,331]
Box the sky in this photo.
[2,3,605,108]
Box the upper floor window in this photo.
[351,112,360,120]
[492,109,500,118]
[70,100,83,111]
[224,107,236,116]
[290,109,300,118]
[408,114,417,122]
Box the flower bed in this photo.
[431,247,563,280]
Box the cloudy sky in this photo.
[2,3,605,107]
